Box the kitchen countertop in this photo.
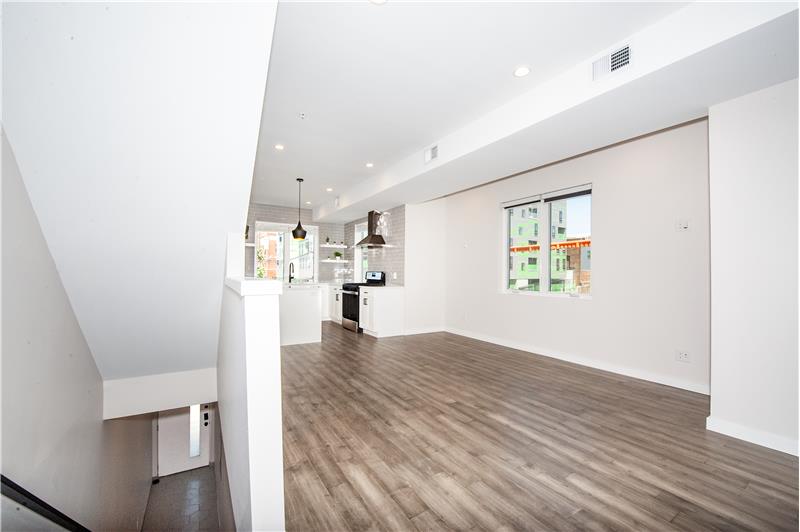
[283,283,322,290]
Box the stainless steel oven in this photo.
[341,271,385,333]
[341,288,360,332]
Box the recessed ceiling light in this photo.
[365,162,374,168]
[274,144,284,151]
[369,0,387,4]
[326,187,333,192]
[513,66,530,78]
[305,201,311,205]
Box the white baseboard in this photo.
[706,416,798,456]
[443,326,710,395]
[404,326,445,336]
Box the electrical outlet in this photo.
[392,272,397,280]
[676,351,690,363]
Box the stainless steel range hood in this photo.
[356,210,387,248]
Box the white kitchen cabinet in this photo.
[359,289,373,331]
[320,284,330,321]
[359,286,404,338]
[280,285,322,345]
[331,287,342,324]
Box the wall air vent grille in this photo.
[424,145,439,164]
[592,45,630,80]
[592,55,610,80]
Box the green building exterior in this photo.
[507,204,541,291]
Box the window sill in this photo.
[502,290,592,300]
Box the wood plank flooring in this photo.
[282,322,798,531]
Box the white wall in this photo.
[103,367,217,420]
[217,287,251,531]
[2,134,153,530]
[157,406,211,477]
[404,200,447,334]
[217,272,285,531]
[3,2,278,380]
[707,79,798,455]
[213,404,237,531]
[442,120,711,393]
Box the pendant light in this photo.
[292,178,307,240]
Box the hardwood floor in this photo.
[282,322,798,531]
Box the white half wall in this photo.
[707,79,799,455]
[103,367,217,420]
[217,277,285,531]
[2,133,153,530]
[442,120,711,394]
[404,200,447,334]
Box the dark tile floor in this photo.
[142,466,219,531]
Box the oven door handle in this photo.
[342,290,358,295]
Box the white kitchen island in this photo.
[279,284,322,345]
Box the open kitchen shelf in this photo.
[321,258,350,263]
[320,243,348,249]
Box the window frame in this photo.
[501,185,592,300]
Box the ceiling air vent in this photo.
[610,46,630,72]
[424,145,439,164]
[593,45,630,80]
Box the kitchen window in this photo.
[505,185,591,295]
[353,222,368,282]
[254,221,318,282]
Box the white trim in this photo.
[706,416,798,456]
[364,329,403,339]
[404,326,445,336]
[501,289,593,300]
[444,326,709,395]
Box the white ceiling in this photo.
[4,3,277,379]
[313,3,798,222]
[251,1,684,210]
